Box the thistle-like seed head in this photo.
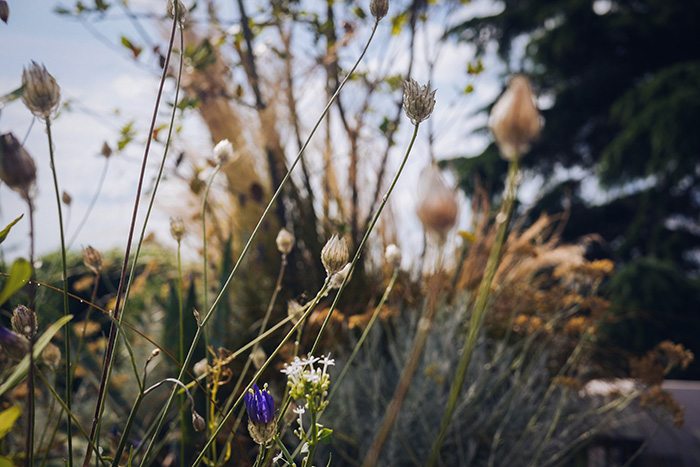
[166,0,187,24]
[0,1,9,24]
[385,244,402,268]
[213,139,234,164]
[370,0,389,20]
[275,228,294,255]
[41,342,62,368]
[321,234,349,276]
[488,75,542,160]
[82,245,105,275]
[12,305,37,339]
[100,141,113,159]
[415,164,459,241]
[0,132,37,200]
[170,217,185,242]
[62,190,72,206]
[403,79,437,125]
[21,61,60,119]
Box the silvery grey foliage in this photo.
[319,294,619,466]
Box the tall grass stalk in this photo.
[140,21,380,465]
[427,157,520,466]
[310,122,420,355]
[82,14,180,466]
[46,118,73,465]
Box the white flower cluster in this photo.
[281,354,335,412]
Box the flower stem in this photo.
[46,118,73,466]
[310,123,420,355]
[426,158,520,466]
[82,15,180,467]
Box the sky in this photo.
[0,0,506,271]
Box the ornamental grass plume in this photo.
[415,164,459,240]
[403,79,437,125]
[488,75,542,160]
[244,383,277,444]
[0,132,37,200]
[21,61,60,119]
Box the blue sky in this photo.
[1,0,506,270]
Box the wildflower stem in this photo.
[427,157,520,466]
[26,197,36,307]
[177,239,186,467]
[141,21,379,466]
[82,14,180,467]
[25,336,34,467]
[46,118,73,466]
[310,123,420,356]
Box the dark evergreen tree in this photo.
[445,0,700,376]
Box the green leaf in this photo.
[318,427,333,445]
[0,85,25,107]
[0,258,32,307]
[0,406,21,439]
[0,457,14,467]
[0,315,73,397]
[0,214,23,244]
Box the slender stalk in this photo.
[140,22,380,466]
[82,15,179,466]
[362,246,444,467]
[26,197,36,307]
[25,334,34,467]
[46,118,73,465]
[426,158,520,466]
[67,156,109,248]
[310,123,420,355]
[176,239,186,467]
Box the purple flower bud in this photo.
[245,383,275,425]
[0,325,29,360]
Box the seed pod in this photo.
[0,1,9,24]
[170,217,185,242]
[0,132,37,199]
[275,228,294,255]
[488,75,542,160]
[213,139,234,164]
[370,0,388,20]
[11,305,37,339]
[403,79,437,125]
[385,244,402,268]
[416,164,459,241]
[321,234,349,276]
[21,61,61,119]
[82,245,105,274]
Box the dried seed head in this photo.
[403,79,437,125]
[0,1,9,24]
[62,190,72,206]
[193,358,208,377]
[275,228,294,255]
[170,217,185,242]
[100,141,112,159]
[0,326,29,360]
[0,132,37,199]
[166,0,187,24]
[370,0,388,20]
[82,245,104,274]
[41,342,62,368]
[21,61,60,119]
[213,139,234,164]
[385,244,402,269]
[488,75,542,160]
[321,234,349,276]
[287,300,303,325]
[416,164,459,241]
[12,305,37,339]
[192,411,206,432]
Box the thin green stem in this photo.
[25,335,34,467]
[177,240,186,467]
[427,158,520,466]
[189,280,331,467]
[310,123,420,356]
[110,394,144,467]
[305,410,319,467]
[46,118,73,466]
[141,21,379,466]
[82,15,180,466]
